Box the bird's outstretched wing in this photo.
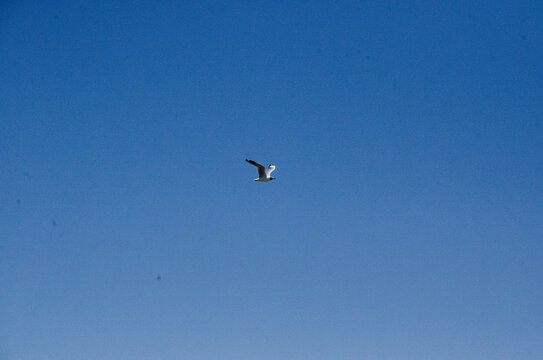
[246,159,266,178]
[265,165,276,176]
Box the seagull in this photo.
[246,159,276,182]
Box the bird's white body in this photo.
[254,177,272,182]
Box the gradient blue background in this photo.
[1,1,542,359]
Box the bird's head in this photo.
[270,177,276,180]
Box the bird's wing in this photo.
[265,165,276,176]
[246,159,266,178]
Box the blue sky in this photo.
[1,1,542,359]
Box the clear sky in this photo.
[1,1,542,359]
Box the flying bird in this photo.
[246,159,276,182]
